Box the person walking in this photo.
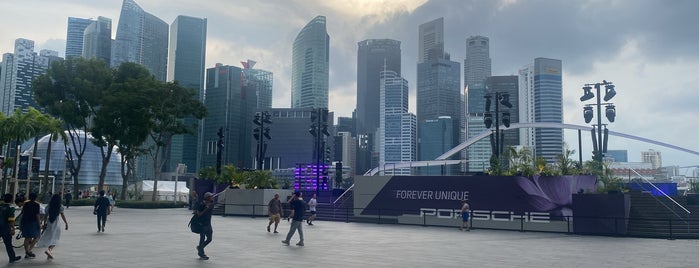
[20,192,41,259]
[282,192,306,247]
[307,193,317,225]
[0,194,21,263]
[195,192,214,260]
[267,193,282,233]
[94,190,111,232]
[36,194,68,259]
[460,200,470,231]
[64,190,72,209]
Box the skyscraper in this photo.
[518,58,563,163]
[82,16,112,64]
[241,60,273,109]
[112,0,168,81]
[420,116,454,175]
[486,75,520,155]
[291,15,329,109]
[416,18,461,174]
[66,17,94,58]
[167,15,207,172]
[379,70,416,176]
[201,64,256,169]
[0,39,60,115]
[464,36,492,172]
[356,39,401,136]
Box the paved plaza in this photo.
[1,205,698,267]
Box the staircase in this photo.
[627,191,699,239]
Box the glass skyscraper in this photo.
[112,0,168,81]
[82,16,112,65]
[420,116,454,175]
[291,16,329,109]
[66,17,94,58]
[0,39,59,115]
[486,76,520,156]
[241,60,273,109]
[519,58,563,163]
[167,15,207,173]
[464,36,492,172]
[379,70,416,176]
[416,18,461,175]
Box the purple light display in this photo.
[294,163,329,190]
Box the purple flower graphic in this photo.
[516,175,597,217]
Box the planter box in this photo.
[572,193,630,235]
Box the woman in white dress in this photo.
[36,194,68,259]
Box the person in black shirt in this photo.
[64,190,72,209]
[20,192,41,259]
[94,190,111,232]
[0,194,21,263]
[282,192,307,246]
[196,192,214,260]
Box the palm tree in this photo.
[5,108,41,195]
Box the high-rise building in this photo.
[420,116,454,175]
[291,16,329,109]
[418,17,444,63]
[416,18,461,173]
[201,64,256,170]
[0,39,60,115]
[241,60,273,109]
[518,58,563,163]
[379,70,416,176]
[606,150,628,162]
[167,15,207,172]
[486,76,520,156]
[464,36,492,172]
[356,39,401,136]
[82,16,112,64]
[335,131,356,176]
[66,17,94,58]
[112,0,168,81]
[642,149,662,169]
[257,108,317,170]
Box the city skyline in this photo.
[1,0,698,168]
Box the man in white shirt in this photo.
[307,194,317,225]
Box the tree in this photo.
[244,170,278,189]
[4,108,42,195]
[91,62,157,193]
[553,147,580,176]
[146,81,206,201]
[33,57,112,195]
[34,115,66,196]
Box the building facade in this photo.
[65,17,94,58]
[420,116,454,175]
[379,70,416,176]
[486,76,520,157]
[166,15,207,173]
[418,17,444,63]
[82,16,112,65]
[291,15,329,109]
[518,58,563,163]
[464,35,492,172]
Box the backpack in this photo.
[0,204,10,230]
[188,213,203,233]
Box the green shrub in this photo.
[115,200,188,209]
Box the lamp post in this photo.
[484,92,512,166]
[579,80,617,173]
[253,112,272,170]
[309,108,330,197]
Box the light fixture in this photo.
[499,94,513,108]
[603,84,616,101]
[605,104,616,122]
[580,85,594,101]
[484,95,492,112]
[502,112,510,128]
[583,106,594,123]
[484,112,493,129]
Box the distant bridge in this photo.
[365,122,699,176]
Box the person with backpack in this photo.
[0,194,21,263]
[195,192,214,260]
[36,194,68,259]
[94,190,111,232]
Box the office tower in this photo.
[82,16,112,64]
[356,39,401,176]
[201,64,257,170]
[605,150,628,162]
[335,131,356,176]
[420,116,454,175]
[356,39,401,136]
[167,15,207,172]
[0,39,60,115]
[256,108,317,169]
[291,15,329,109]
[112,0,168,81]
[416,18,461,174]
[241,60,273,109]
[379,70,416,176]
[642,149,662,169]
[336,116,355,134]
[518,58,563,163]
[486,76,520,157]
[464,36,492,172]
[418,17,444,63]
[66,17,94,58]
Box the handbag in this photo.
[188,213,203,233]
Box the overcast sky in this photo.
[1,0,698,169]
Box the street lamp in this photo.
[579,80,617,169]
[484,92,513,164]
[253,112,272,170]
[309,108,330,196]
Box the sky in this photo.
[1,0,698,171]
